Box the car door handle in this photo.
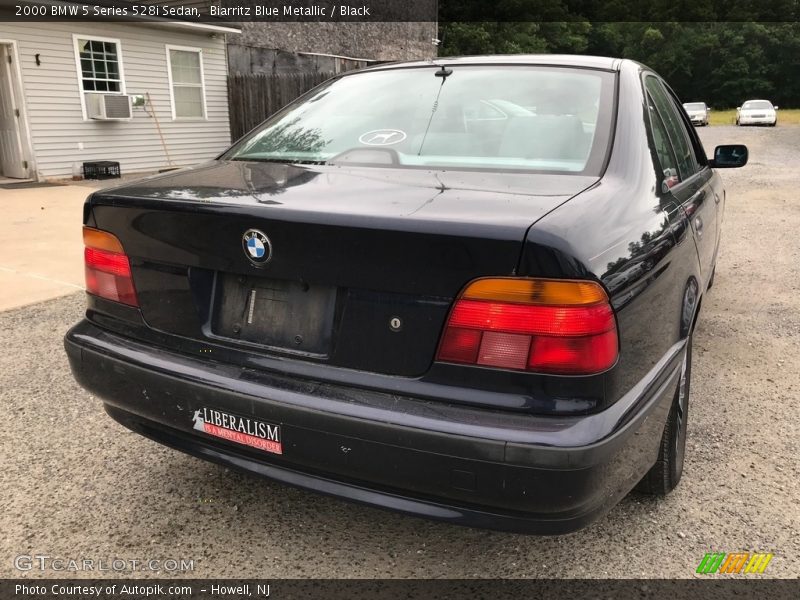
[695,216,703,236]
[714,193,721,204]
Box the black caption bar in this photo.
[1,0,437,23]
[2,0,799,22]
[2,580,800,600]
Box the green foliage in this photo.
[440,21,591,56]
[439,6,800,108]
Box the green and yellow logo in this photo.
[696,552,774,574]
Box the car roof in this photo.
[361,54,622,73]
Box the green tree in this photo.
[439,12,800,107]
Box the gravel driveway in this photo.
[1,126,798,579]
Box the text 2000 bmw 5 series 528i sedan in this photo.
[65,55,748,534]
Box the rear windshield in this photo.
[684,103,706,110]
[742,100,773,109]
[224,66,616,175]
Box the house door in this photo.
[0,43,28,179]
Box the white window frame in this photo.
[165,44,207,121]
[72,34,126,121]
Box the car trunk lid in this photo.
[89,160,597,376]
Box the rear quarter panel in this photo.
[520,61,702,409]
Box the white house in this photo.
[0,18,239,181]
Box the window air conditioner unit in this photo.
[85,93,132,120]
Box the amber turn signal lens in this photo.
[461,277,608,306]
[83,226,125,254]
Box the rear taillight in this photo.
[436,278,618,375]
[83,226,138,307]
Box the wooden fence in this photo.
[227,72,333,141]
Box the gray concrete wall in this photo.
[227,22,438,61]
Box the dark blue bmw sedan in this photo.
[65,55,747,533]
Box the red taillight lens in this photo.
[527,330,618,375]
[438,327,482,364]
[83,227,138,307]
[436,278,618,375]
[447,300,615,336]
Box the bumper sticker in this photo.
[192,408,282,455]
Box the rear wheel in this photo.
[636,335,692,495]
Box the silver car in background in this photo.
[683,102,710,126]
[736,99,778,126]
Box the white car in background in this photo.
[736,99,778,126]
[683,102,710,126]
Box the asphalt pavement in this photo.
[1,126,798,579]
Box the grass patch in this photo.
[708,108,800,126]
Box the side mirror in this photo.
[710,144,748,168]
[736,106,741,111]
[774,106,779,110]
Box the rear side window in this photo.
[742,100,773,110]
[225,66,616,175]
[647,92,681,189]
[645,77,697,182]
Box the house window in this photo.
[167,47,206,119]
[76,38,122,92]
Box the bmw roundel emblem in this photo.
[242,229,272,266]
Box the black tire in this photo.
[636,336,692,495]
[770,121,777,127]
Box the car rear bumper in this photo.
[739,116,776,125]
[64,319,683,534]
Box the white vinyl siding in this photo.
[167,46,206,119]
[0,22,231,179]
